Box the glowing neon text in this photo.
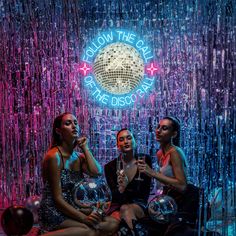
[84,75,154,107]
[82,29,153,63]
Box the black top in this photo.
[104,153,152,213]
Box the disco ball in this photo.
[25,195,41,223]
[73,178,111,212]
[93,42,144,95]
[1,206,33,236]
[148,195,178,223]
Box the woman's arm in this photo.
[138,151,187,192]
[104,160,128,203]
[78,137,102,176]
[155,151,187,191]
[104,161,121,198]
[44,152,89,222]
[140,155,153,201]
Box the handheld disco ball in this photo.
[73,178,111,211]
[148,195,178,223]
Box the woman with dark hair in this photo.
[137,117,200,235]
[38,112,118,236]
[138,116,188,194]
[104,128,152,235]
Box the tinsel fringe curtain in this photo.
[0,0,235,234]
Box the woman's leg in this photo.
[120,204,145,229]
[96,215,120,236]
[40,219,98,236]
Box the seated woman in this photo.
[137,117,200,235]
[38,112,118,236]
[104,128,152,235]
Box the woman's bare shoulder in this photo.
[44,147,59,163]
[169,146,187,166]
[71,151,82,164]
[156,149,162,159]
[171,146,185,157]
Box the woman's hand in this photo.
[137,159,155,177]
[77,137,88,150]
[79,206,93,215]
[78,137,102,177]
[117,170,129,193]
[83,210,102,228]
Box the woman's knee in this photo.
[61,226,96,236]
[74,226,92,233]
[97,216,120,235]
[107,216,120,231]
[81,227,98,236]
[120,204,144,217]
[120,204,130,214]
[130,204,145,218]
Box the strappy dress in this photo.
[38,148,83,231]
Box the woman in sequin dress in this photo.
[38,112,119,236]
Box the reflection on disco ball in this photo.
[148,195,178,223]
[25,195,41,223]
[73,178,111,209]
[93,42,144,95]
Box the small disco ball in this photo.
[73,178,111,210]
[1,205,34,236]
[93,42,144,95]
[148,195,178,223]
[25,195,41,223]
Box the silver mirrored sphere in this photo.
[148,195,178,223]
[25,195,41,223]
[73,178,111,210]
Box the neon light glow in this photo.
[81,29,158,108]
[84,75,155,107]
[79,62,92,76]
[146,62,159,76]
[82,29,153,63]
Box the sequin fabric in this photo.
[38,169,83,231]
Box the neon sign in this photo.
[80,29,159,108]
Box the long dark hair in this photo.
[50,112,72,148]
[163,116,181,147]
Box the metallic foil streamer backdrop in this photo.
[0,0,235,235]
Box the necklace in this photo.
[123,161,135,170]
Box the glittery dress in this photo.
[38,149,83,231]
